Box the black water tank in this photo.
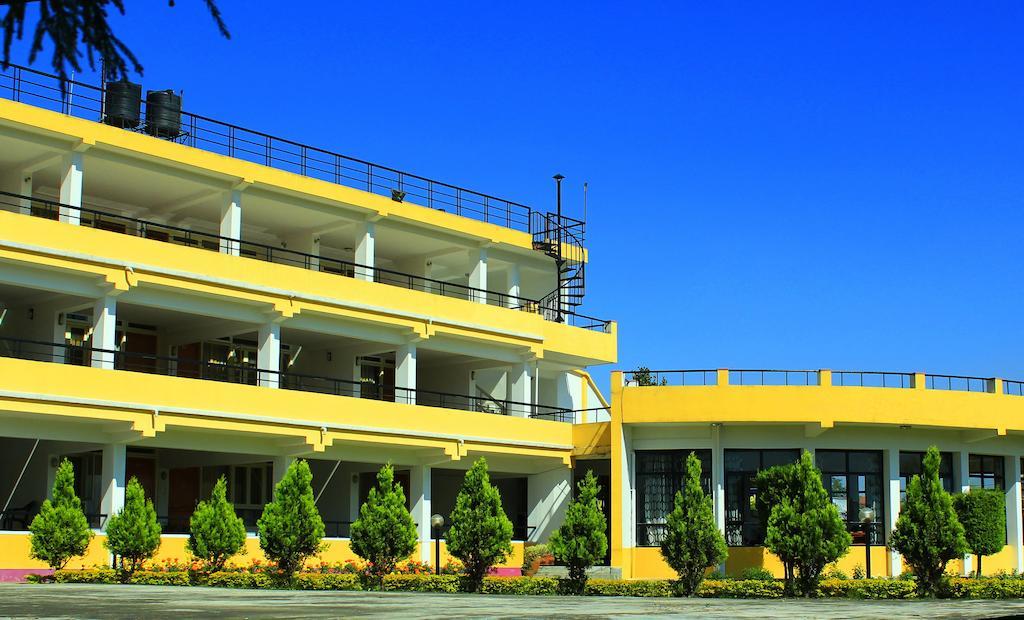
[145,90,182,138]
[102,80,142,128]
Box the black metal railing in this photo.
[0,190,612,332]
[832,371,915,389]
[0,64,536,233]
[729,369,820,386]
[925,374,993,393]
[0,337,574,421]
[1005,380,1024,397]
[623,369,717,386]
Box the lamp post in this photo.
[858,506,876,579]
[430,513,445,575]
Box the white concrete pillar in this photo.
[555,370,582,422]
[711,424,726,571]
[955,450,973,576]
[527,467,572,542]
[884,448,902,577]
[395,342,416,404]
[271,456,295,493]
[219,190,242,256]
[619,426,635,552]
[100,443,126,529]
[410,465,432,563]
[508,363,533,417]
[468,248,488,303]
[506,264,521,309]
[258,323,281,388]
[1006,455,1023,573]
[59,152,83,224]
[91,295,117,369]
[355,222,375,281]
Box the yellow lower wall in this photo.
[951,546,1017,576]
[0,533,524,572]
[631,545,890,580]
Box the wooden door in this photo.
[126,457,156,500]
[168,467,200,532]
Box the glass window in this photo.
[969,454,1005,490]
[899,451,954,502]
[817,450,884,545]
[724,449,800,546]
[635,450,711,547]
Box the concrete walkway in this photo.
[1,583,1024,619]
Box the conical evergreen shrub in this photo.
[187,476,247,572]
[350,463,418,586]
[446,457,513,592]
[29,458,94,570]
[257,459,324,579]
[104,477,161,577]
[550,469,608,594]
[660,452,727,596]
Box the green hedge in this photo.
[381,574,462,593]
[698,579,785,598]
[481,576,559,595]
[206,572,273,589]
[53,570,190,586]
[945,578,1024,599]
[817,579,917,599]
[295,573,362,591]
[585,579,673,597]
[43,570,1024,599]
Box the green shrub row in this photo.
[49,569,1024,600]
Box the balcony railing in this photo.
[832,371,914,389]
[0,191,612,332]
[0,337,574,421]
[623,369,718,386]
[623,368,1022,395]
[0,63,538,233]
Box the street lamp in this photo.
[430,513,445,575]
[858,506,876,579]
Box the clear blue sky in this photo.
[8,2,1024,390]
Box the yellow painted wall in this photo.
[572,422,611,458]
[952,545,1018,576]
[0,211,615,366]
[0,533,523,571]
[621,380,1024,433]
[629,545,892,580]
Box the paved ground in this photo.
[2,583,1024,619]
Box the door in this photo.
[168,467,200,533]
[126,457,156,501]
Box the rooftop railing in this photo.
[0,191,613,332]
[0,337,575,421]
[0,63,544,234]
[622,368,1022,395]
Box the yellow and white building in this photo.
[610,369,1024,580]
[0,65,614,577]
[1,64,1022,583]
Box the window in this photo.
[817,450,884,545]
[635,450,711,546]
[724,449,800,546]
[969,454,1005,490]
[899,451,954,502]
